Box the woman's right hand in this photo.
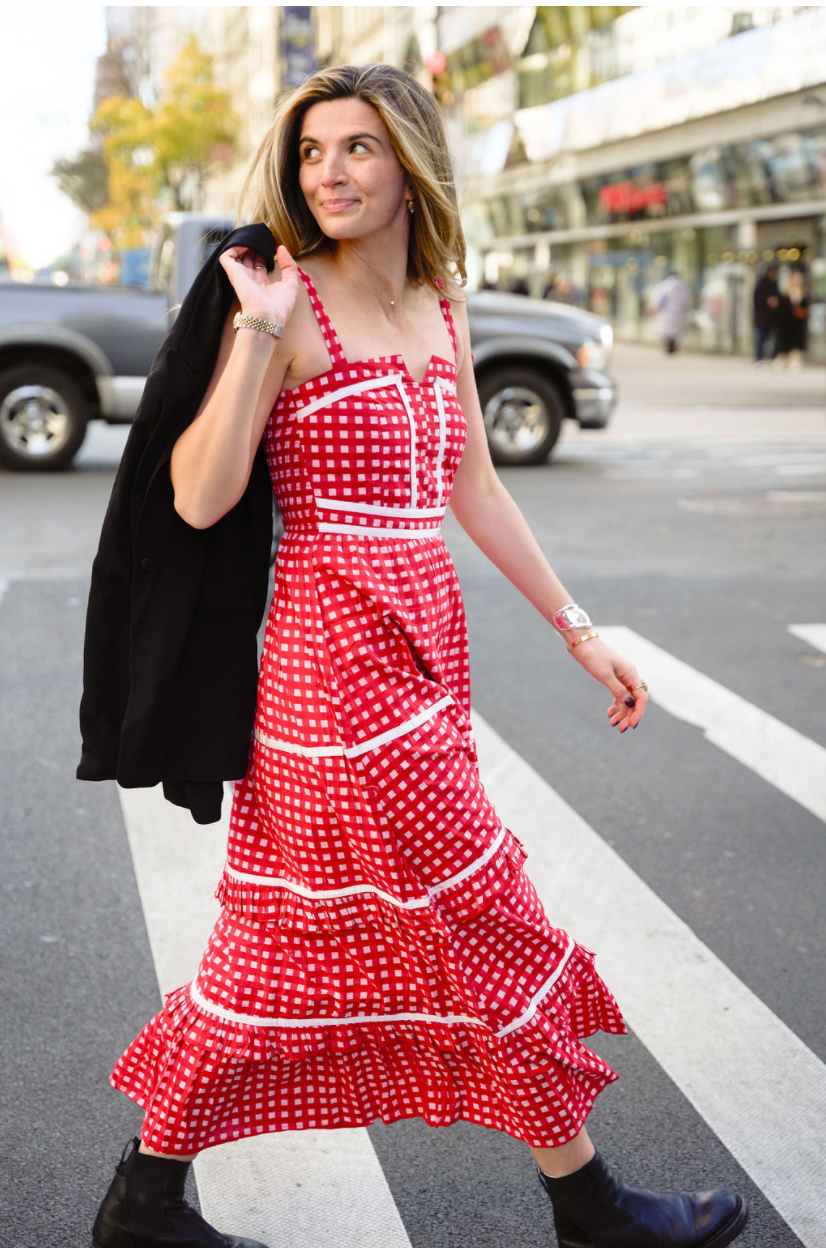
[219,243,301,329]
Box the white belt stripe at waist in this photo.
[315,496,446,521]
[316,522,442,539]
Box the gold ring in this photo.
[633,681,648,692]
[253,264,266,270]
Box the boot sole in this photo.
[94,1200,748,1248]
[695,1195,749,1248]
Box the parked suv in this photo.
[0,213,616,471]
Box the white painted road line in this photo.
[788,623,826,656]
[118,785,413,1248]
[474,711,826,1248]
[601,626,826,825]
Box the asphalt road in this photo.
[1,343,824,1248]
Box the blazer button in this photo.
[140,557,155,571]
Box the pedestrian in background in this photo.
[753,262,780,363]
[544,271,584,306]
[775,269,809,369]
[654,269,690,354]
[84,62,747,1248]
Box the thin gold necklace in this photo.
[337,259,402,309]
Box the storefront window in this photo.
[809,214,826,352]
[522,184,574,233]
[769,132,823,202]
[475,127,826,359]
[690,147,733,212]
[487,195,525,238]
[582,166,671,224]
[727,141,774,207]
[659,157,695,217]
[810,133,826,196]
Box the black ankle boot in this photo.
[91,1138,270,1248]
[538,1150,748,1248]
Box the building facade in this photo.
[186,5,825,361]
[440,5,826,360]
[200,6,436,216]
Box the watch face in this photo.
[555,605,591,630]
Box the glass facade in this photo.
[446,7,826,360]
[473,127,826,361]
[478,129,826,240]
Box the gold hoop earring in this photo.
[406,200,415,215]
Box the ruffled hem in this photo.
[216,827,528,930]
[428,827,528,922]
[215,871,422,932]
[111,940,625,1153]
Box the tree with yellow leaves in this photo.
[90,35,238,249]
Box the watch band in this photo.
[233,312,284,338]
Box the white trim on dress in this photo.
[427,824,508,898]
[223,864,431,910]
[432,378,450,506]
[253,693,454,760]
[495,936,576,1037]
[293,373,404,420]
[317,522,441,539]
[189,980,483,1031]
[315,496,446,520]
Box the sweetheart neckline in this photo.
[280,353,456,396]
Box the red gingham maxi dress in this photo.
[112,269,626,1154]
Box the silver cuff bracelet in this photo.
[552,603,593,631]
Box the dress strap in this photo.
[434,278,458,366]
[297,267,347,369]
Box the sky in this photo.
[0,6,107,270]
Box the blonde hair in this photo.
[237,63,466,295]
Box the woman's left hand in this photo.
[569,637,649,733]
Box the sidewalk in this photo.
[561,341,826,445]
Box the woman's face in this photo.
[297,97,411,243]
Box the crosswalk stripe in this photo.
[474,711,826,1248]
[600,625,826,824]
[788,623,826,656]
[117,786,413,1248]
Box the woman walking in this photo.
[775,269,810,368]
[89,65,748,1248]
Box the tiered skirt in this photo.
[112,536,625,1153]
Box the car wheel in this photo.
[0,364,89,471]
[477,366,565,465]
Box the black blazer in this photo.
[76,223,277,824]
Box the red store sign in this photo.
[599,182,668,216]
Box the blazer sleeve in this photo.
[77,223,277,815]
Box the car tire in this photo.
[477,366,565,465]
[0,363,89,471]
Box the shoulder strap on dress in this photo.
[297,267,347,368]
[437,288,458,366]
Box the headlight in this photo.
[576,340,607,371]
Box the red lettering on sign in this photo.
[599,182,668,215]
